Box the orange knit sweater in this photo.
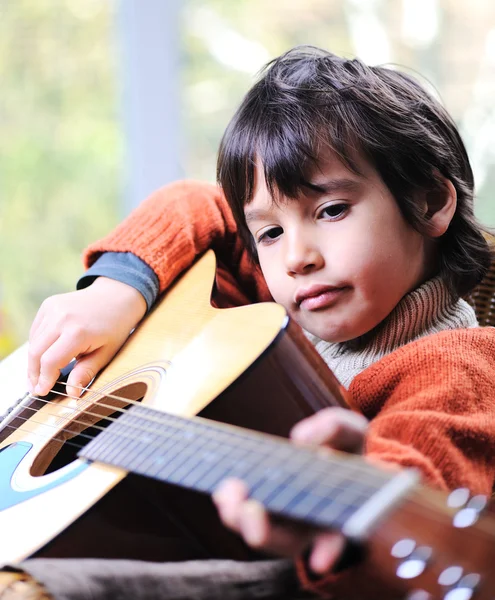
[84,180,495,597]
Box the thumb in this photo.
[66,361,98,399]
[66,347,115,398]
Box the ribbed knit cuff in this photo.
[77,252,159,312]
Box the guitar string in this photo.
[3,411,386,504]
[24,382,392,487]
[4,411,385,516]
[2,422,88,451]
[4,393,388,492]
[22,392,381,479]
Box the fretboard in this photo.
[79,405,419,539]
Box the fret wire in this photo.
[251,472,300,505]
[239,451,317,502]
[131,428,188,476]
[253,467,344,517]
[259,480,347,525]
[253,457,336,508]
[146,429,213,480]
[301,451,387,486]
[303,494,342,525]
[323,503,360,530]
[262,442,388,490]
[126,435,165,474]
[107,414,167,466]
[133,407,345,479]
[232,459,295,496]
[108,412,163,466]
[276,488,320,516]
[127,407,300,481]
[155,434,223,483]
[152,423,253,483]
[328,478,377,512]
[296,472,371,502]
[288,460,348,490]
[303,478,378,528]
[262,482,315,514]
[178,441,255,489]
[95,416,172,473]
[253,464,391,527]
[192,448,263,493]
[91,412,144,465]
[128,422,250,483]
[189,442,264,492]
[307,485,366,528]
[275,487,330,520]
[282,458,382,506]
[94,424,138,467]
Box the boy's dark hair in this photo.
[217,45,491,298]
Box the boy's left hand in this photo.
[212,407,368,574]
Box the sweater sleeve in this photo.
[351,327,495,495]
[297,327,495,598]
[83,180,271,307]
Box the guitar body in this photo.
[0,251,345,565]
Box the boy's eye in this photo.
[319,203,348,219]
[257,226,283,244]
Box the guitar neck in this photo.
[79,404,419,541]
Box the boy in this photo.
[24,46,495,598]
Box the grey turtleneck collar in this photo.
[305,277,478,388]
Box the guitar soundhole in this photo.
[40,382,148,475]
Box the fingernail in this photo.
[35,378,48,396]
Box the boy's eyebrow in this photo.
[301,177,362,195]
[244,208,275,224]
[244,178,362,224]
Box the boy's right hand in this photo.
[28,277,148,398]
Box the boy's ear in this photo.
[423,177,457,238]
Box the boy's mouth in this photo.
[295,284,348,311]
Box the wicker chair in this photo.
[466,232,495,327]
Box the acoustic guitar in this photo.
[0,251,494,600]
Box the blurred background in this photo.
[1,0,494,356]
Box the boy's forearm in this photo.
[82,180,270,304]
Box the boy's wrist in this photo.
[90,276,148,322]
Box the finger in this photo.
[35,333,93,397]
[309,533,346,574]
[28,305,47,342]
[212,478,249,532]
[27,329,61,393]
[65,345,119,398]
[291,407,368,453]
[239,501,313,556]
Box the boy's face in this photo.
[245,152,430,343]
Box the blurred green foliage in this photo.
[0,0,121,352]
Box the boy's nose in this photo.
[284,234,324,276]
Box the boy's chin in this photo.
[298,322,353,344]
